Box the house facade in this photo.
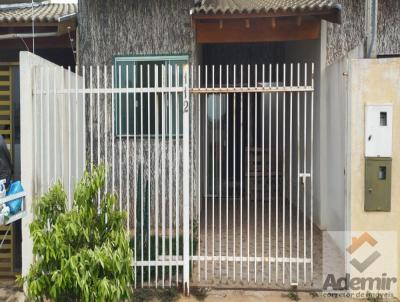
[73,0,400,293]
[16,0,400,297]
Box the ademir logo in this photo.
[323,273,397,291]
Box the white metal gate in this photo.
[189,63,315,287]
[24,53,314,293]
[28,60,191,292]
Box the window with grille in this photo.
[114,55,188,137]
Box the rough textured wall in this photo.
[78,0,197,66]
[326,0,365,65]
[78,0,200,232]
[327,0,400,65]
[377,0,400,55]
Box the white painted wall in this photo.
[20,51,85,277]
[319,43,364,251]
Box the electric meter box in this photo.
[364,104,393,212]
[365,157,391,212]
[365,104,392,157]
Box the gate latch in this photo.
[299,172,311,184]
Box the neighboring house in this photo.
[16,0,400,297]
[0,0,77,278]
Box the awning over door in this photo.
[191,0,341,43]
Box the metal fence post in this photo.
[182,64,190,295]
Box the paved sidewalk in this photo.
[0,285,369,302]
[179,290,365,302]
[0,280,24,302]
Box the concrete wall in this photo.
[20,51,85,277]
[320,56,348,234]
[78,0,201,230]
[377,0,400,55]
[78,0,198,66]
[350,58,400,295]
[319,46,363,252]
[326,0,400,66]
[326,0,365,65]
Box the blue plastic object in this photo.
[6,181,24,215]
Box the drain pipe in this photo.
[365,0,378,58]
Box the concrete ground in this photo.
[0,286,373,302]
[179,289,366,302]
[192,197,327,288]
[0,280,24,302]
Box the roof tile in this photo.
[0,3,77,24]
[192,0,341,16]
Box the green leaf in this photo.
[22,165,134,301]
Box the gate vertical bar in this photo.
[67,67,71,202]
[296,63,300,285]
[61,67,65,187]
[303,64,308,283]
[47,66,51,188]
[175,65,180,286]
[211,65,215,279]
[268,65,272,283]
[254,65,258,283]
[97,66,101,172]
[190,65,194,276]
[204,66,208,281]
[182,64,190,294]
[240,64,243,281]
[82,66,86,176]
[134,65,139,288]
[140,65,144,287]
[111,66,115,194]
[246,65,250,282]
[75,66,79,184]
[104,66,108,193]
[155,64,159,287]
[161,64,166,288]
[225,65,229,280]
[289,63,293,284]
[168,64,173,285]
[53,66,57,181]
[40,67,44,195]
[310,63,314,282]
[147,64,151,286]
[125,64,130,272]
[118,65,122,212]
[282,64,286,284]
[89,66,93,170]
[261,64,265,283]
[275,64,279,283]
[197,65,201,280]
[232,65,236,281]
[219,65,222,281]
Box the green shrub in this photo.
[18,166,134,302]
